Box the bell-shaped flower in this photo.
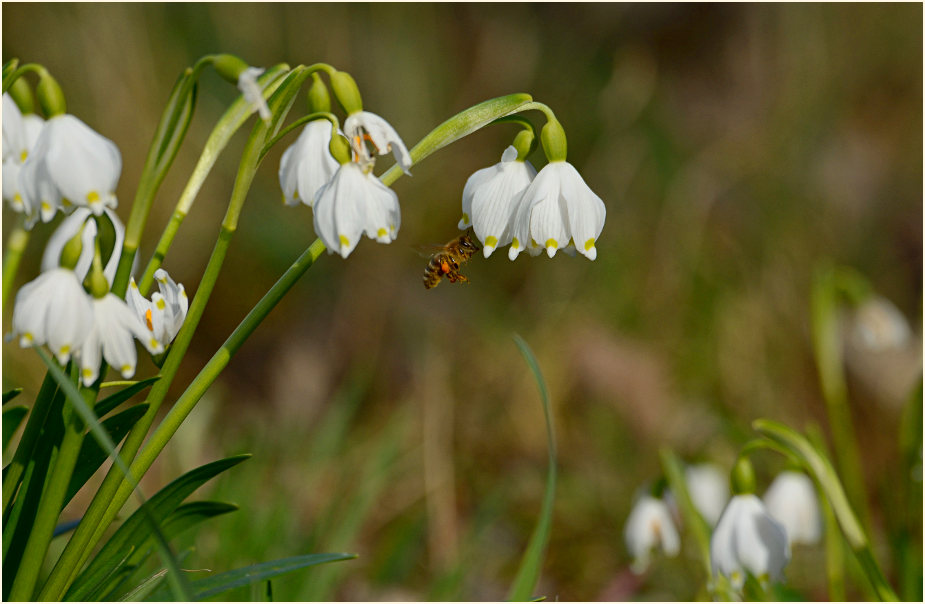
[710,494,791,591]
[2,93,45,227]
[763,471,822,546]
[79,293,163,386]
[20,113,121,219]
[851,295,912,352]
[278,119,339,208]
[507,161,605,261]
[237,67,271,122]
[624,494,681,574]
[11,268,94,364]
[459,146,536,258]
[685,463,730,527]
[42,207,124,285]
[344,111,411,174]
[127,268,189,349]
[312,161,400,258]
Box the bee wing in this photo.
[411,243,447,259]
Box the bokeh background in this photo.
[3,3,922,601]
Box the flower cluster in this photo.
[624,462,821,594]
[4,91,187,386]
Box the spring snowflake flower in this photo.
[851,295,912,352]
[685,463,730,527]
[507,161,605,261]
[41,207,124,284]
[2,93,45,226]
[278,119,339,207]
[623,494,681,574]
[79,293,163,386]
[459,146,536,258]
[127,269,189,349]
[11,268,94,364]
[20,113,121,219]
[312,162,400,258]
[710,494,791,590]
[237,66,271,122]
[763,471,822,546]
[344,111,412,174]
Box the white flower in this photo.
[344,111,411,174]
[710,494,791,591]
[763,471,822,546]
[507,161,605,261]
[685,463,730,527]
[127,268,189,349]
[11,268,94,364]
[312,161,400,258]
[851,296,912,352]
[41,207,125,284]
[623,494,681,574]
[278,120,339,208]
[20,113,121,219]
[79,293,162,386]
[2,93,45,226]
[459,146,536,258]
[237,66,271,122]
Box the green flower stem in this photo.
[7,389,88,601]
[810,265,871,532]
[1,371,57,515]
[1,62,50,93]
[138,64,290,295]
[41,66,312,600]
[806,424,847,601]
[659,448,713,578]
[2,219,30,311]
[379,93,533,188]
[753,419,898,601]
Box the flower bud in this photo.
[540,118,567,162]
[330,70,363,115]
[36,70,66,117]
[328,132,352,165]
[86,264,110,299]
[307,73,331,114]
[59,226,86,271]
[731,457,756,495]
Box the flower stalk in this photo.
[1,218,30,310]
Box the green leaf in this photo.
[94,377,159,419]
[62,404,150,509]
[2,406,28,453]
[65,455,249,601]
[173,553,356,601]
[507,334,557,602]
[3,388,23,405]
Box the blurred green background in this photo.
[3,3,922,601]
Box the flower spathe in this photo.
[312,161,400,258]
[278,119,339,208]
[710,494,791,591]
[344,111,412,174]
[623,494,681,574]
[11,268,94,364]
[20,113,121,219]
[2,93,45,227]
[508,160,605,261]
[459,146,536,258]
[127,269,189,349]
[763,471,822,546]
[237,66,272,122]
[79,293,163,386]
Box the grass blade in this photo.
[2,406,28,453]
[507,334,557,601]
[191,553,357,600]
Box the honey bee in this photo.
[421,232,481,289]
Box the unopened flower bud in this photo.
[36,69,66,117]
[540,118,567,162]
[731,457,756,495]
[212,54,250,84]
[329,133,352,165]
[9,77,35,115]
[511,129,534,161]
[330,70,363,115]
[307,73,332,114]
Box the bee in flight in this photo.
[421,232,481,289]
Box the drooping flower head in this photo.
[763,471,822,546]
[278,119,339,208]
[460,145,536,258]
[684,463,731,527]
[344,111,412,175]
[20,113,121,219]
[237,66,272,122]
[41,207,124,284]
[623,493,681,574]
[2,93,45,227]
[710,496,790,591]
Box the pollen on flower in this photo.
[145,308,153,331]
